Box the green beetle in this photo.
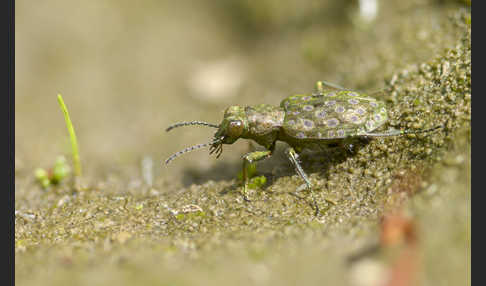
[165,81,441,215]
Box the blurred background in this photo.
[16,0,466,187]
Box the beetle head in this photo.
[209,105,248,157]
[165,105,249,164]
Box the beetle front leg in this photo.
[242,150,272,201]
[285,147,320,216]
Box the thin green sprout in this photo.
[57,94,82,178]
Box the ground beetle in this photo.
[165,81,442,215]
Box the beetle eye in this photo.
[228,120,244,138]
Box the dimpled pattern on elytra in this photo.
[280,90,388,139]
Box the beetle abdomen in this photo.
[280,91,388,140]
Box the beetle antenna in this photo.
[166,121,219,132]
[165,138,222,165]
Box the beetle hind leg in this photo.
[363,125,443,138]
[315,80,346,92]
[285,147,320,216]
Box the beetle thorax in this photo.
[219,104,284,148]
[244,104,284,134]
[243,104,284,147]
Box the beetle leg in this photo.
[341,137,365,154]
[285,147,320,216]
[364,125,442,138]
[242,150,272,201]
[341,138,357,154]
[316,80,346,92]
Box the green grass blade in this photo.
[57,94,82,177]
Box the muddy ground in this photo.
[15,1,470,285]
